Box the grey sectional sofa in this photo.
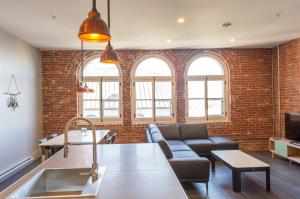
[146,123,239,188]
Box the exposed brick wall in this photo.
[42,48,273,151]
[273,38,300,138]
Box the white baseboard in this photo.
[0,149,41,183]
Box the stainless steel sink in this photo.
[7,167,105,199]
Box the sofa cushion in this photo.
[209,136,239,150]
[172,150,199,159]
[158,124,181,140]
[167,140,185,145]
[180,123,208,140]
[169,144,192,152]
[184,139,214,155]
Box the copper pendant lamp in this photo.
[71,41,94,93]
[78,0,111,43]
[100,0,119,64]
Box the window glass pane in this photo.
[188,57,224,76]
[135,58,171,76]
[188,99,205,117]
[84,58,119,76]
[102,82,120,118]
[208,81,224,98]
[83,110,100,118]
[135,82,152,118]
[83,82,100,118]
[188,81,205,98]
[155,82,172,117]
[83,82,100,99]
[208,99,224,116]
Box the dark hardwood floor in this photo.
[184,151,300,199]
[0,152,299,199]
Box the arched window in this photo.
[80,56,122,123]
[132,56,175,123]
[186,53,229,121]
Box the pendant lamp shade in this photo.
[101,42,119,64]
[100,0,118,63]
[71,82,94,93]
[78,0,111,43]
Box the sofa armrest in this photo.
[146,129,152,143]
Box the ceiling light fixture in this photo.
[221,22,232,29]
[71,41,94,93]
[78,0,111,43]
[229,38,236,43]
[177,17,185,24]
[101,0,119,64]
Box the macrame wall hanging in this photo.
[4,74,21,111]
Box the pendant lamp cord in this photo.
[81,40,84,81]
[107,0,111,44]
[92,0,96,11]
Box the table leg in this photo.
[211,156,216,171]
[232,169,241,192]
[266,168,271,191]
[41,146,46,162]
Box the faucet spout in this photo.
[63,117,98,182]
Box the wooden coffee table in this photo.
[211,150,271,192]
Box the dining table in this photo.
[39,130,110,160]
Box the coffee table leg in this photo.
[266,168,271,191]
[211,156,216,171]
[232,169,241,192]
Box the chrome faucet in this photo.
[64,117,98,182]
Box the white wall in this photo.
[0,29,42,173]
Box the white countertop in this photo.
[0,143,188,199]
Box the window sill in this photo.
[77,119,123,126]
[185,117,230,124]
[132,118,177,125]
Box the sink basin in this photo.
[7,167,105,199]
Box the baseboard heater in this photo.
[0,156,33,183]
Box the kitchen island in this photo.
[0,143,188,199]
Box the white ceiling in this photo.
[0,0,300,50]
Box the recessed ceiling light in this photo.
[275,12,282,17]
[177,17,185,24]
[229,38,236,42]
[51,16,56,19]
[166,39,172,44]
[221,22,232,29]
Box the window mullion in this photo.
[153,77,156,122]
[100,78,103,122]
[205,77,208,120]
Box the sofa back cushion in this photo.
[157,124,181,140]
[149,124,173,159]
[180,123,208,140]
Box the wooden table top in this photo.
[39,130,109,146]
[212,150,270,169]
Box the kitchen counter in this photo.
[0,143,188,199]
